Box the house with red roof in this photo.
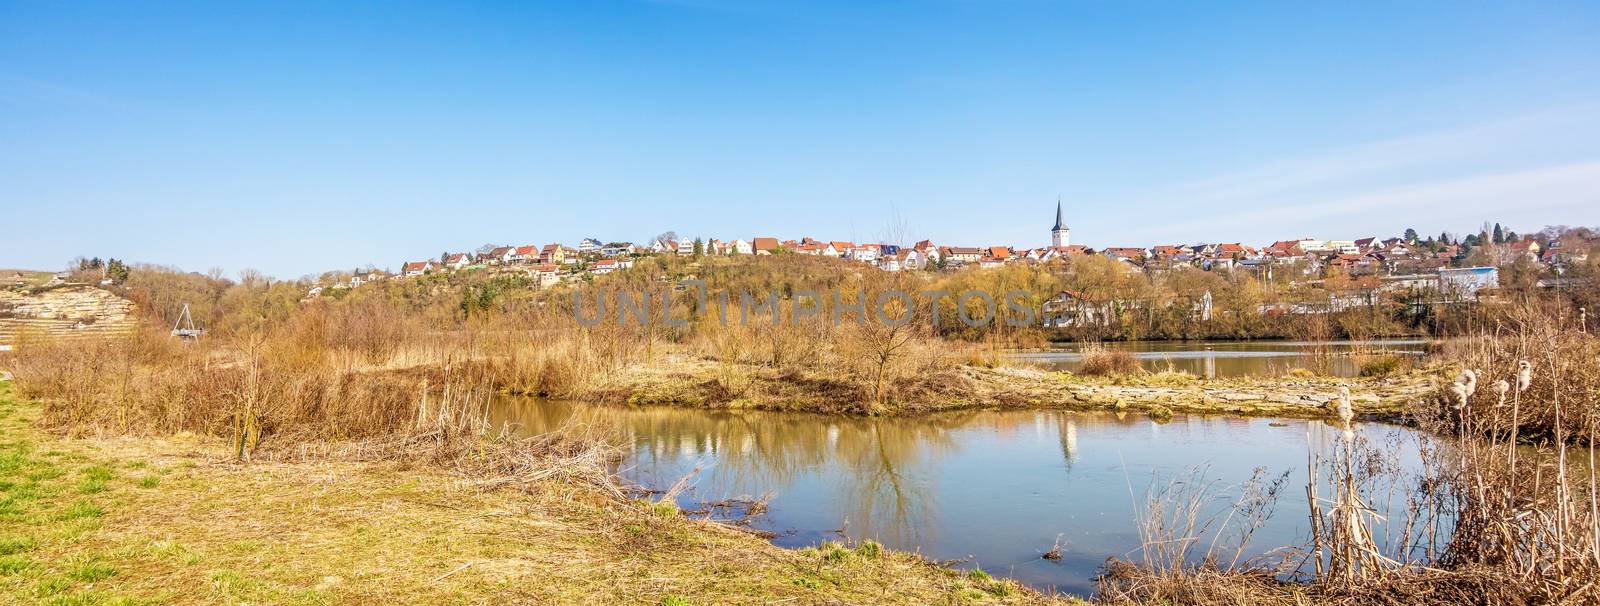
[945,247,982,265]
[539,244,566,265]
[484,246,515,265]
[506,245,534,264]
[403,260,434,277]
[443,253,472,270]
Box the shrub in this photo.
[854,540,883,559]
[1358,355,1407,377]
[1079,345,1142,377]
[1146,405,1174,423]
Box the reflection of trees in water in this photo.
[1059,416,1077,472]
[492,399,1216,550]
[492,397,999,547]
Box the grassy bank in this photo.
[582,353,1436,420]
[0,382,1071,605]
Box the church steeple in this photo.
[1051,198,1070,248]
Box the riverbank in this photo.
[0,382,1075,605]
[579,355,1438,420]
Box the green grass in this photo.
[55,500,104,521]
[0,554,32,575]
[135,476,159,489]
[77,466,113,494]
[0,535,35,555]
[66,557,117,582]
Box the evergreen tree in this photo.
[105,258,130,283]
[693,237,704,258]
[1492,223,1504,244]
[1439,231,1451,244]
[1403,228,1418,243]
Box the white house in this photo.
[729,239,752,255]
[403,261,434,277]
[850,244,881,263]
[443,253,472,270]
[1439,267,1499,297]
[485,246,516,265]
[578,238,602,254]
[529,264,562,287]
[902,249,929,271]
[602,242,638,257]
[512,245,539,263]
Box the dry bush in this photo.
[1410,300,1600,600]
[1099,466,1293,604]
[1356,354,1409,378]
[1079,344,1142,377]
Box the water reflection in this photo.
[1014,339,1430,378]
[491,398,1429,595]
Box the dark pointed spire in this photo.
[1053,198,1067,231]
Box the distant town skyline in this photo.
[4,2,1599,278]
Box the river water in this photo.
[491,398,1436,596]
[1013,339,1431,378]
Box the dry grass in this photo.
[1077,345,1142,377]
[1102,296,1600,605]
[0,383,1075,606]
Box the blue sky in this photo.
[3,1,1598,279]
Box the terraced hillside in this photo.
[0,286,138,346]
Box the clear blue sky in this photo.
[4,1,1598,279]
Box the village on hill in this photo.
[302,202,1592,305]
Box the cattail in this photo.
[1448,381,1469,411]
[1516,360,1532,392]
[1455,368,1477,397]
[1335,386,1354,424]
[1490,379,1509,407]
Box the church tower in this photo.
[1051,199,1070,248]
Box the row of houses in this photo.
[1086,235,1580,280]
[343,216,1591,298]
